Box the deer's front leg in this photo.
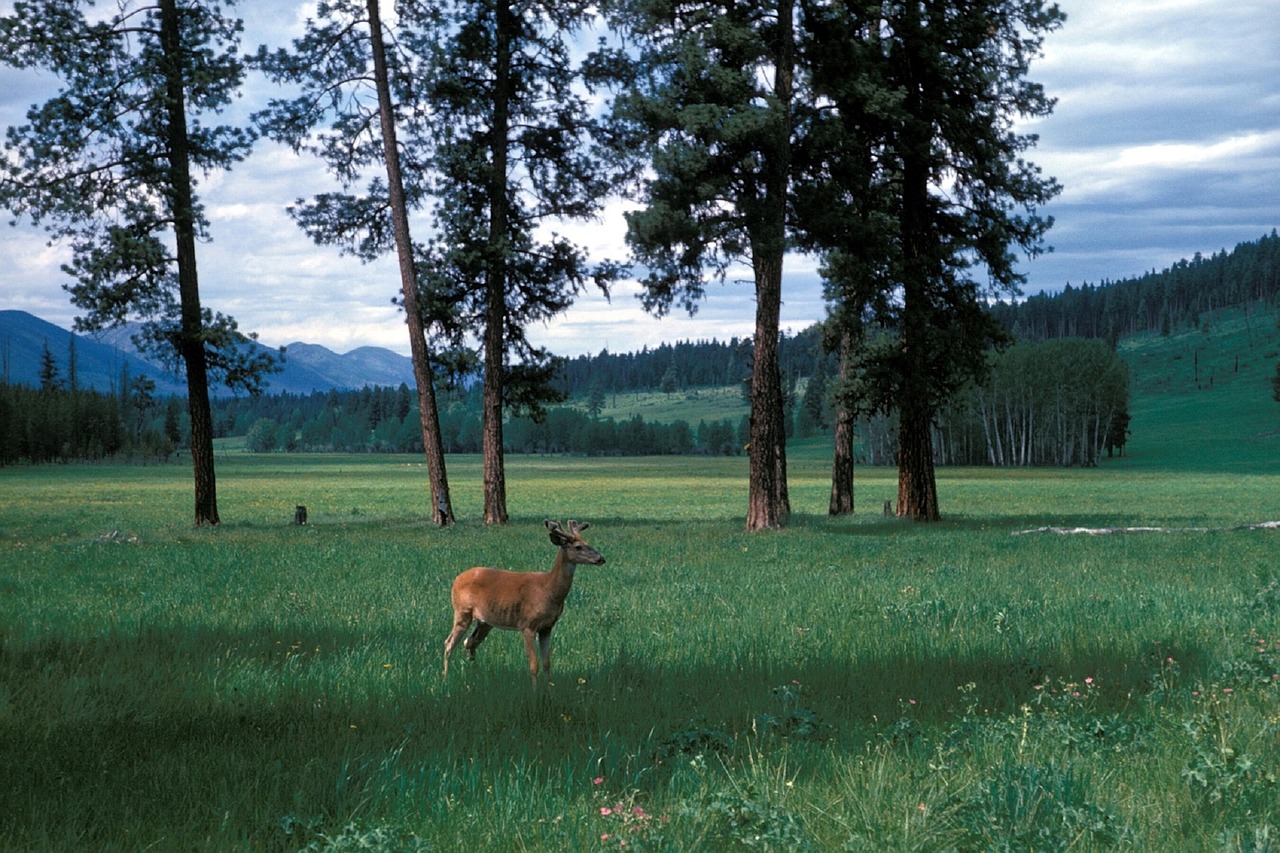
[522,628,541,684]
[537,627,554,676]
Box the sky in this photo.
[1,0,1277,359]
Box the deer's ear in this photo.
[547,520,572,546]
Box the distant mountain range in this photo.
[0,310,417,396]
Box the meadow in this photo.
[2,317,1280,850]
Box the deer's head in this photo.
[546,519,605,566]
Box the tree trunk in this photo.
[160,0,218,526]
[894,6,940,522]
[747,247,789,530]
[745,0,794,532]
[367,0,454,525]
[828,331,855,516]
[896,406,938,521]
[482,0,515,526]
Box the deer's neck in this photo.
[547,549,576,597]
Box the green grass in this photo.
[1,309,1279,850]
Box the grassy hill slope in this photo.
[557,302,1280,475]
[1120,304,1279,472]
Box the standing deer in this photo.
[442,519,605,684]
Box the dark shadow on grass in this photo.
[0,620,1215,850]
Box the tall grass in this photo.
[2,443,1279,850]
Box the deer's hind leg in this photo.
[442,609,473,677]
[463,621,493,660]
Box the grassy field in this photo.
[2,309,1279,851]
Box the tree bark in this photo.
[896,404,938,521]
[160,0,218,526]
[367,0,454,525]
[482,0,515,526]
[747,248,789,530]
[828,332,855,516]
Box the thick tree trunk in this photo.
[482,0,515,526]
[894,8,940,523]
[828,333,855,516]
[896,409,938,520]
[747,248,789,530]
[745,0,794,532]
[160,0,218,526]
[367,0,454,525]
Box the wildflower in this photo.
[1084,677,1094,685]
[632,806,647,818]
[600,807,613,816]
[593,777,604,786]
[601,834,611,842]
[1223,687,1234,694]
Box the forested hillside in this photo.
[988,231,1280,343]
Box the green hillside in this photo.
[567,383,751,426]
[1119,305,1280,472]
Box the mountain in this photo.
[0,311,416,396]
[281,342,418,391]
[0,310,187,395]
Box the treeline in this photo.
[554,327,823,396]
[0,382,184,465]
[221,384,749,457]
[990,231,1280,343]
[856,339,1130,467]
[4,333,1127,466]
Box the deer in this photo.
[442,519,605,685]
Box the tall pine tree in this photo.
[609,0,800,530]
[0,0,275,525]
[805,0,1063,520]
[253,0,456,525]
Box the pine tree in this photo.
[253,0,456,524]
[609,0,799,529]
[409,0,627,524]
[806,0,1063,520]
[0,0,276,524]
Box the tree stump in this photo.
[294,505,308,525]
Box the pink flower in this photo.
[593,777,604,786]
[632,806,648,818]
[601,834,611,842]
[601,807,613,816]
[1223,687,1234,694]
[1084,677,1093,685]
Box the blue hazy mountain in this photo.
[0,310,416,396]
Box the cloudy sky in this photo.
[1,0,1277,358]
